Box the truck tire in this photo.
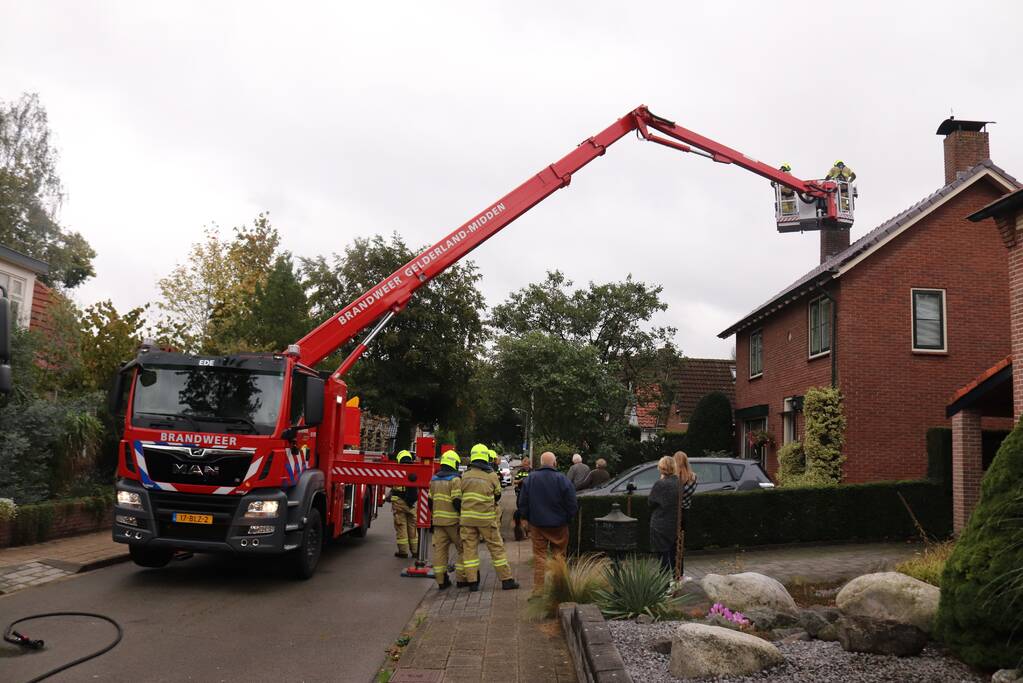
[350,496,372,538]
[289,511,323,580]
[129,545,174,568]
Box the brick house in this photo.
[718,119,1017,482]
[0,244,53,334]
[629,357,735,441]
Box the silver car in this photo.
[577,457,774,497]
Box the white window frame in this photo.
[748,329,763,379]
[0,269,28,327]
[911,288,947,354]
[782,397,797,445]
[808,295,832,359]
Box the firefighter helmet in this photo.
[396,449,413,463]
[441,450,460,469]
[780,163,792,172]
[469,443,490,462]
[489,449,499,462]
[834,160,845,168]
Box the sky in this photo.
[2,1,1022,358]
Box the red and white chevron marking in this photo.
[417,488,430,527]
[331,465,408,479]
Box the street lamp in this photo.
[511,393,535,467]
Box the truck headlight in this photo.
[245,500,279,519]
[117,491,143,510]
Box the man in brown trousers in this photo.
[516,451,578,595]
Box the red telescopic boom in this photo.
[295,105,837,370]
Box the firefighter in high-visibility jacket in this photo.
[460,443,520,591]
[428,450,465,589]
[389,450,419,558]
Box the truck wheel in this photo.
[290,511,323,580]
[350,497,372,538]
[129,545,174,568]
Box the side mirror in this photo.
[626,482,637,494]
[0,293,10,364]
[304,376,324,427]
[108,371,126,414]
[0,364,10,396]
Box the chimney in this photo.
[820,228,850,264]
[937,117,992,184]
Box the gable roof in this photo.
[633,357,736,429]
[718,160,1019,338]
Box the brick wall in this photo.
[0,500,112,548]
[944,130,990,184]
[952,409,983,533]
[1010,214,1023,420]
[734,178,1011,483]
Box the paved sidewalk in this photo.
[685,540,922,584]
[389,497,575,683]
[0,531,127,595]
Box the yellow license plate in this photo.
[173,512,213,525]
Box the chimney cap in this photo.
[936,117,994,136]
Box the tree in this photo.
[231,254,310,351]
[0,93,95,288]
[492,331,629,448]
[80,300,148,391]
[802,386,846,483]
[490,270,677,387]
[156,213,281,352]
[936,422,1023,667]
[302,233,486,446]
[685,392,734,456]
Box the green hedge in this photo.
[6,493,114,546]
[569,480,951,554]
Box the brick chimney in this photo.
[820,228,850,263]
[937,117,992,184]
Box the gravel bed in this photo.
[608,620,984,683]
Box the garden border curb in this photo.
[558,602,632,683]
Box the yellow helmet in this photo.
[780,163,792,172]
[489,449,499,462]
[441,450,460,469]
[396,449,413,463]
[834,160,844,167]
[469,443,490,463]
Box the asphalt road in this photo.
[0,505,432,683]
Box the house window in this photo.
[782,397,798,445]
[912,289,946,352]
[749,330,763,378]
[0,270,26,323]
[808,296,831,357]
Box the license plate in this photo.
[173,512,213,525]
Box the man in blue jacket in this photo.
[517,451,577,595]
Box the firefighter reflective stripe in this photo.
[492,557,509,567]
[431,525,465,586]
[461,510,496,522]
[429,476,461,527]
[392,498,418,553]
[461,492,494,503]
[459,468,500,527]
[460,525,512,582]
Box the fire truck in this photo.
[110,105,855,578]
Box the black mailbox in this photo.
[594,503,638,553]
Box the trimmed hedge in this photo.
[569,480,951,554]
[3,493,114,546]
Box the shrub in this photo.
[570,480,951,553]
[776,440,805,486]
[596,556,681,620]
[936,422,1023,668]
[0,498,17,522]
[528,554,611,619]
[685,392,734,457]
[896,541,954,587]
[803,386,846,483]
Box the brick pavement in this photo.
[0,531,127,595]
[390,495,575,683]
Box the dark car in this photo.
[577,457,774,497]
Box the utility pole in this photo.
[528,390,534,468]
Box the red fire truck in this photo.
[110,105,855,578]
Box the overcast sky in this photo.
[2,1,1022,358]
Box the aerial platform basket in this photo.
[775,179,856,233]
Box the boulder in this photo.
[703,614,743,631]
[798,606,841,638]
[993,670,1023,683]
[674,577,713,614]
[816,623,840,642]
[835,615,927,657]
[836,572,939,634]
[701,572,799,616]
[745,607,799,631]
[670,623,784,679]
[635,614,654,625]
[771,627,808,641]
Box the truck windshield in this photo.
[131,364,285,435]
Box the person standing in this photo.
[389,449,419,558]
[488,448,505,535]
[566,453,590,491]
[517,451,578,596]
[429,450,466,589]
[460,444,520,591]
[578,458,611,490]
[648,454,697,578]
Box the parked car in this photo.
[498,459,513,487]
[577,457,774,497]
